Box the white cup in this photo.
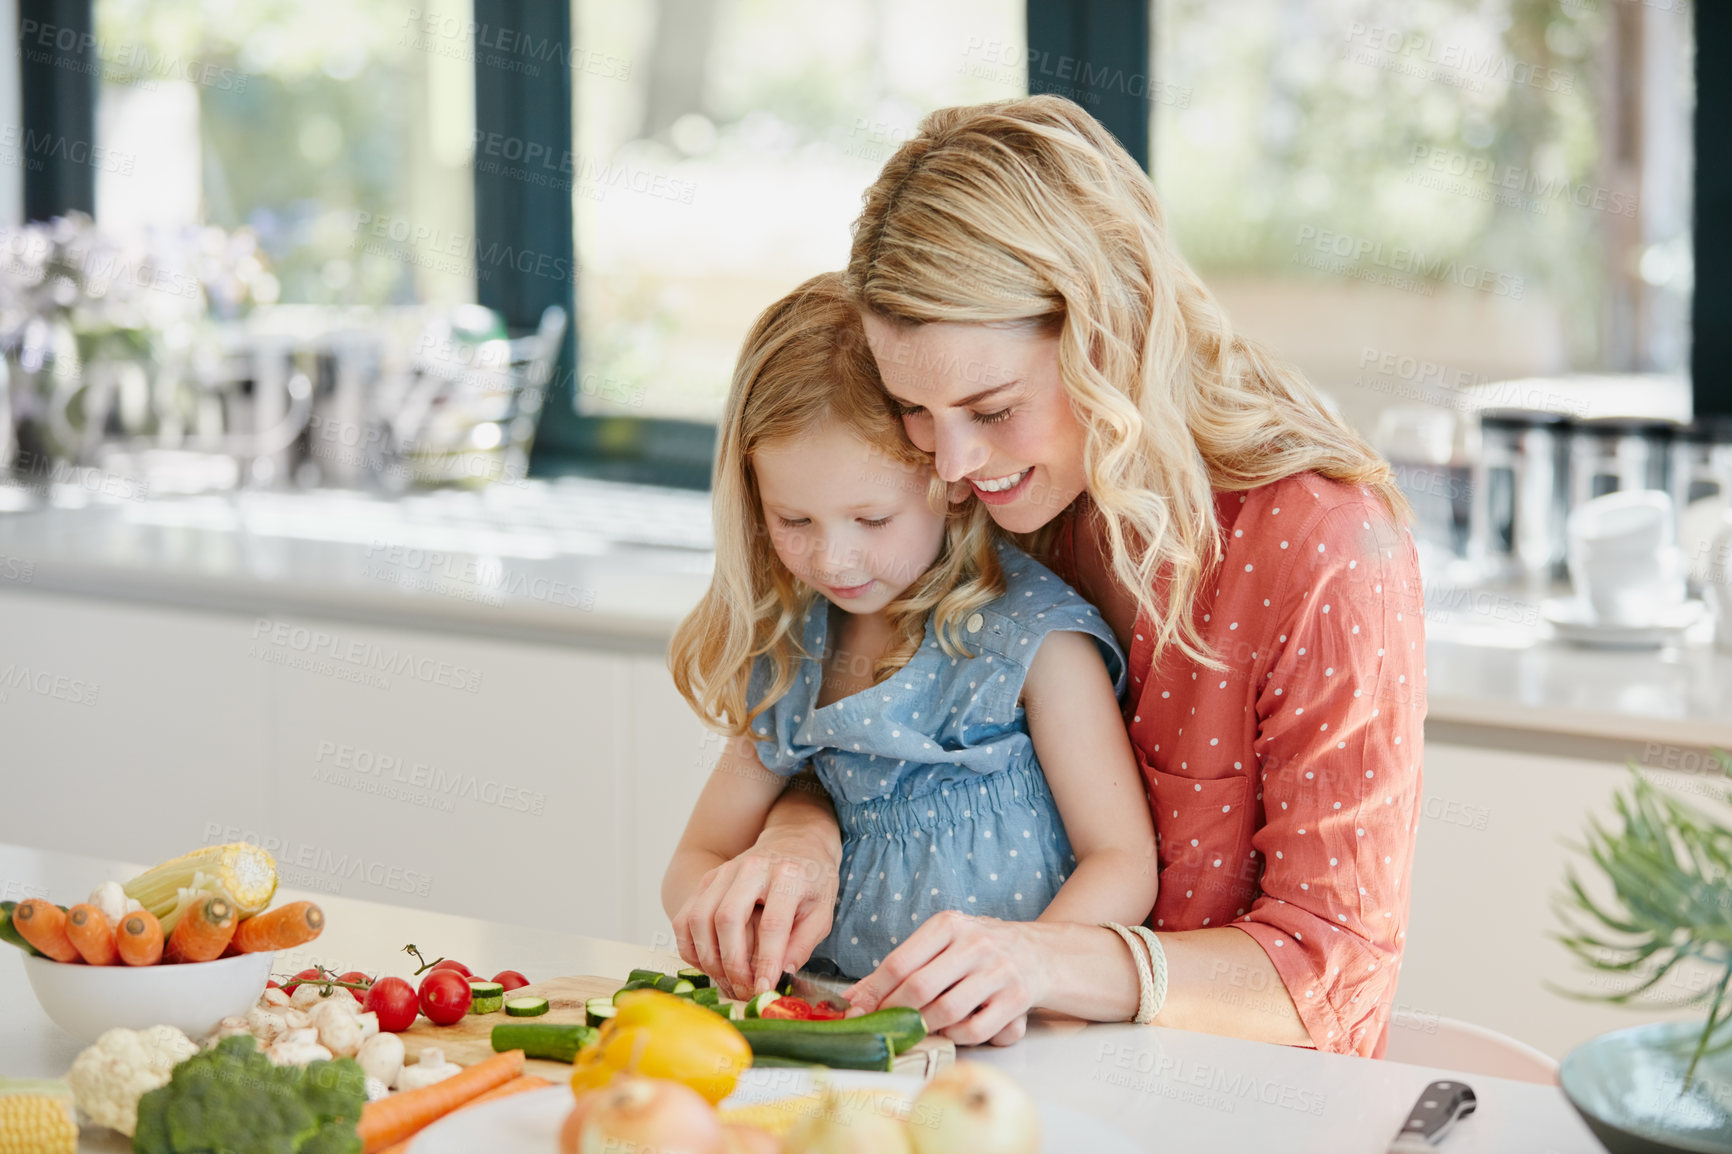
[1567,490,1685,625]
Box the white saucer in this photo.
[1541,597,1707,649]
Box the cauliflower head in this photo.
[67,1025,198,1137]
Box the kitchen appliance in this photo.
[1707,509,1732,655]
[1388,1080,1476,1152]
[1671,415,1732,511]
[1468,408,1570,582]
[1567,417,1675,511]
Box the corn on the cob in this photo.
[0,1079,77,1154]
[122,843,277,933]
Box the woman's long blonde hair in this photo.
[669,272,1005,736]
[845,96,1409,670]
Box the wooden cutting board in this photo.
[398,974,954,1083]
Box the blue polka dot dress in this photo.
[746,539,1127,978]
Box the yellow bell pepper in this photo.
[570,989,751,1104]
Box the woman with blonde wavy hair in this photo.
[664,271,1158,991]
[672,98,1427,1059]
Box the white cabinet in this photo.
[1397,742,1711,1060]
[0,589,636,941]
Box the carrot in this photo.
[116,910,164,965]
[371,1076,553,1154]
[65,904,119,965]
[232,901,324,953]
[12,900,80,962]
[357,1049,527,1153]
[163,894,238,963]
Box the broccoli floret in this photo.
[132,1035,365,1154]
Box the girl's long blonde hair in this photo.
[670,272,1005,735]
[845,95,1409,670]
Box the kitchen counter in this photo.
[0,841,1605,1153]
[2,480,1730,763]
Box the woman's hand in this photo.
[671,818,841,1000]
[844,911,1042,1046]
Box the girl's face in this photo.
[862,314,1089,535]
[753,422,948,616]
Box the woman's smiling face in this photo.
[861,314,1088,534]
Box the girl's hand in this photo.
[844,910,1042,1046]
[671,830,839,1000]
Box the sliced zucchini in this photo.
[468,981,506,1014]
[504,997,550,1017]
[692,986,721,1006]
[613,979,656,1004]
[744,990,782,1018]
[728,1000,748,1021]
[585,998,618,1027]
[732,1007,928,1055]
[676,966,711,988]
[627,968,665,985]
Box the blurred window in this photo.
[570,0,1027,420]
[91,0,477,307]
[1153,0,1694,431]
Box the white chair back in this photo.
[1384,1010,1559,1086]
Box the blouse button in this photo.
[966,613,985,633]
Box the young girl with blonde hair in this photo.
[663,272,1158,1000]
[677,99,1428,1059]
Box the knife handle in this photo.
[1390,1080,1476,1150]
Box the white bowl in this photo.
[21,950,275,1043]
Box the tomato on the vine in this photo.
[418,968,473,1025]
[367,976,419,1032]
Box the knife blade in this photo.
[783,968,855,1010]
[1388,1080,1476,1152]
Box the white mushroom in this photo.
[363,1076,392,1103]
[355,1011,380,1045]
[245,1008,288,1045]
[266,1028,333,1067]
[205,1017,252,1046]
[261,987,293,1009]
[282,1009,312,1031]
[396,1048,462,1092]
[308,999,364,1059]
[356,1032,405,1090]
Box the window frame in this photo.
[22,1,1718,461]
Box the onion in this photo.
[558,1089,601,1154]
[908,1063,1039,1154]
[723,1123,784,1154]
[577,1075,725,1154]
[783,1087,911,1154]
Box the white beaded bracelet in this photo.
[1128,925,1169,1020]
[1101,922,1157,1025]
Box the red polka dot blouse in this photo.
[1048,472,1426,1058]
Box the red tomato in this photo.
[759,996,814,1021]
[429,959,472,978]
[265,980,281,990]
[418,969,473,1025]
[806,1002,846,1021]
[491,970,530,992]
[282,967,323,993]
[367,976,419,1032]
[337,970,373,992]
